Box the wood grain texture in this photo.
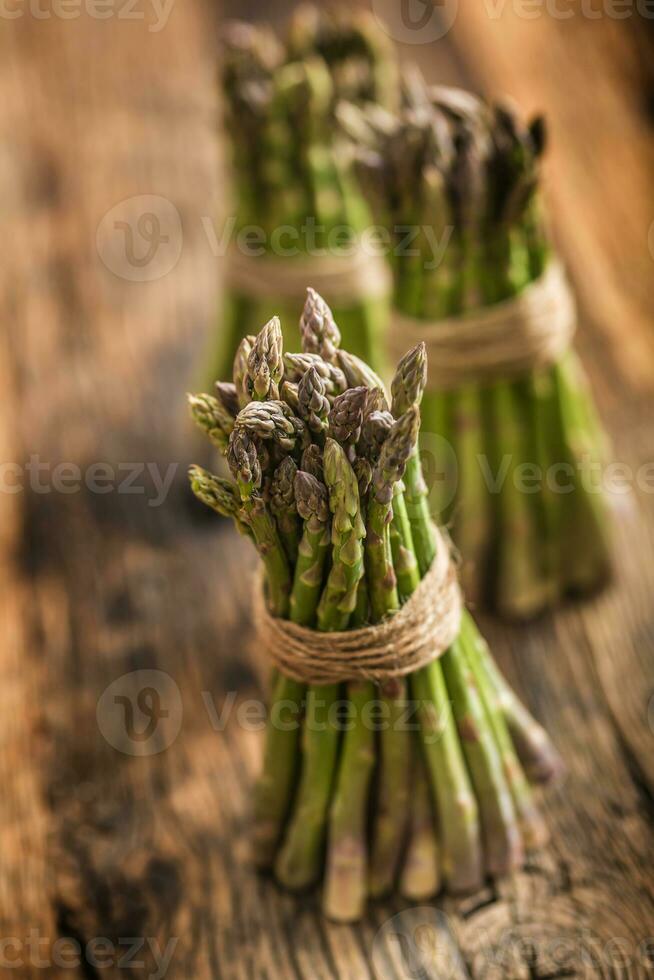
[1,1,654,978]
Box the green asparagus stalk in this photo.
[210,12,396,385]
[322,679,376,921]
[227,428,292,618]
[368,676,412,898]
[188,393,234,454]
[275,439,365,890]
[344,78,612,617]
[189,297,560,917]
[188,465,250,539]
[318,442,371,918]
[297,365,330,441]
[400,738,441,901]
[325,410,415,916]
[246,315,284,401]
[270,457,301,563]
[289,471,331,626]
[316,439,366,630]
[300,286,341,361]
[387,344,549,884]
[366,410,419,620]
[192,384,300,869]
[254,470,332,871]
[233,334,256,409]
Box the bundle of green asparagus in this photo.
[209,7,398,384]
[189,289,562,921]
[339,79,612,618]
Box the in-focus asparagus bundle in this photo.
[209,7,398,383]
[189,289,562,922]
[339,78,612,618]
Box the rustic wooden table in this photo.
[2,2,654,977]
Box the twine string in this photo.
[253,529,462,685]
[388,260,576,390]
[224,244,391,306]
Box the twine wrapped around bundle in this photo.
[388,261,576,390]
[253,530,462,685]
[225,245,391,307]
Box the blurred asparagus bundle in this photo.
[209,6,398,383]
[339,77,613,618]
[189,289,561,922]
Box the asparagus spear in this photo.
[300,286,341,362]
[188,393,234,455]
[214,381,240,419]
[328,385,368,461]
[400,738,441,901]
[275,440,365,890]
[233,334,256,408]
[346,81,611,616]
[390,360,557,870]
[366,409,418,620]
[283,352,347,397]
[246,315,284,401]
[188,465,250,539]
[336,349,388,401]
[252,469,333,869]
[227,428,291,618]
[211,15,395,384]
[390,364,504,889]
[368,676,412,899]
[316,439,366,630]
[270,457,301,563]
[297,365,330,440]
[302,442,324,482]
[233,400,303,455]
[317,442,370,914]
[191,459,299,868]
[390,481,421,602]
[190,307,560,915]
[390,343,439,577]
[289,471,331,625]
[322,678,376,921]
[324,411,417,918]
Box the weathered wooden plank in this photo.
[3,2,654,978]
[0,28,60,980]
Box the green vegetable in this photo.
[189,299,561,918]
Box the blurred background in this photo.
[2,2,654,977]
